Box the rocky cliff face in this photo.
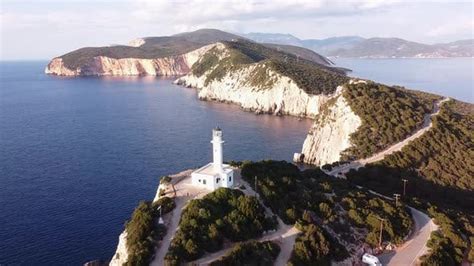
[298,87,361,165]
[45,43,220,76]
[109,231,128,266]
[176,63,329,118]
[176,47,362,165]
[175,44,364,165]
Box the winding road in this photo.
[379,207,438,265]
[329,97,450,176]
[326,98,448,265]
[151,98,448,265]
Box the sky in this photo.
[1,0,473,60]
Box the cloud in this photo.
[427,19,474,38]
[0,0,472,59]
[131,0,397,26]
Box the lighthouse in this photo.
[211,127,224,172]
[191,127,234,190]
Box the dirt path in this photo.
[191,171,300,265]
[329,97,449,176]
[150,171,210,266]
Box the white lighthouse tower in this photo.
[191,127,234,190]
[211,128,224,173]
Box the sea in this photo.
[0,58,472,265]
[333,57,473,103]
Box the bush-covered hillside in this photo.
[289,221,347,266]
[240,160,412,255]
[164,188,276,265]
[346,100,474,264]
[191,40,349,95]
[341,81,440,160]
[210,240,280,266]
[378,100,473,190]
[124,198,175,265]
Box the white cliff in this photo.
[176,46,363,166]
[109,231,128,266]
[298,87,362,166]
[45,43,222,76]
[176,63,329,118]
[49,41,363,167]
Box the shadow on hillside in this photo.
[345,165,473,212]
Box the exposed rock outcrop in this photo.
[176,63,329,118]
[299,87,361,165]
[45,43,221,76]
[176,44,362,166]
[109,231,128,266]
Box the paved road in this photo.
[328,98,449,176]
[379,207,437,265]
[325,99,448,265]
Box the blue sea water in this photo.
[0,58,472,265]
[0,61,312,265]
[334,57,474,103]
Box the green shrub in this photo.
[210,241,280,266]
[241,160,412,257]
[289,222,348,265]
[165,188,275,264]
[152,196,176,214]
[124,201,161,266]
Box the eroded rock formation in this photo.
[45,43,221,76]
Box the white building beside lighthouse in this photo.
[191,127,234,190]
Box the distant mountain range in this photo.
[242,33,474,58]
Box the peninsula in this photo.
[47,29,473,265]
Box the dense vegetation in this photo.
[191,40,349,95]
[377,100,472,190]
[240,160,412,255]
[346,100,473,264]
[124,197,175,265]
[164,188,276,265]
[289,221,348,266]
[421,231,459,266]
[210,241,280,266]
[341,81,440,160]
